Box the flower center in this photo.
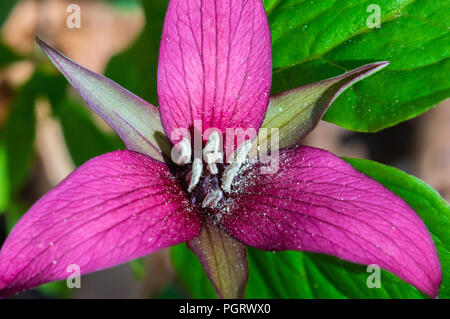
[172,132,252,209]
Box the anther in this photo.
[203,131,223,175]
[221,139,252,193]
[172,137,192,165]
[187,161,203,192]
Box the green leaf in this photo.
[249,249,427,298]
[57,96,123,167]
[172,245,425,299]
[244,249,318,298]
[262,0,281,13]
[171,158,449,298]
[267,0,450,132]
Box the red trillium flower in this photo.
[0,0,441,298]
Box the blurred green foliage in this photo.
[105,0,168,105]
[4,71,66,193]
[107,0,141,9]
[0,140,8,211]
[56,96,123,166]
[0,40,21,68]
[0,0,16,27]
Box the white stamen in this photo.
[172,137,191,165]
[203,131,223,174]
[187,161,203,192]
[201,189,223,208]
[207,163,218,175]
[221,140,252,193]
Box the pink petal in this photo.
[219,146,441,298]
[0,151,201,296]
[157,0,272,142]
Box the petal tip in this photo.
[35,36,50,52]
[373,60,390,69]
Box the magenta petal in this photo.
[220,146,441,298]
[158,0,272,142]
[0,151,201,296]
